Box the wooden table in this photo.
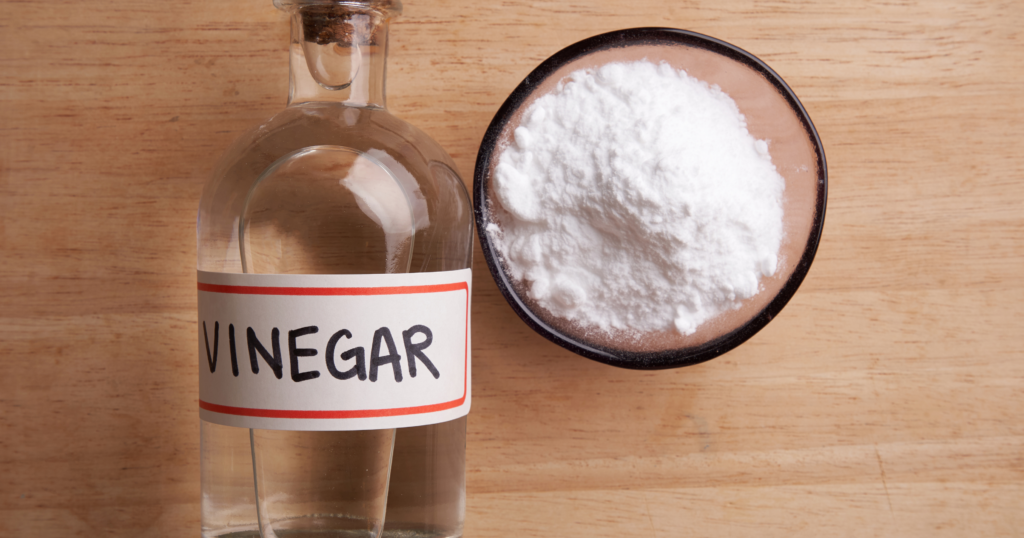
[2,0,1022,536]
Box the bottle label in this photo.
[197,269,471,431]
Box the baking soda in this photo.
[487,60,785,337]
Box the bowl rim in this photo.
[473,27,828,370]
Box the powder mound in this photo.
[488,60,785,337]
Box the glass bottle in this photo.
[196,1,473,536]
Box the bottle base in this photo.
[208,530,461,538]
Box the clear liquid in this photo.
[198,102,472,538]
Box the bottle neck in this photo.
[287,5,390,108]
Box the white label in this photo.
[197,269,471,431]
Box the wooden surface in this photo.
[2,0,1023,536]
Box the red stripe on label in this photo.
[199,396,466,419]
[197,281,467,296]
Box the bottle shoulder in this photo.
[198,102,474,274]
[202,103,466,209]
[214,103,457,176]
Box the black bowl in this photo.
[473,28,827,370]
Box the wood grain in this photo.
[2,0,1022,536]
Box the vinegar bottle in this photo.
[196,1,473,537]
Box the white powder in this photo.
[487,60,785,337]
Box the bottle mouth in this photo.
[274,0,402,18]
